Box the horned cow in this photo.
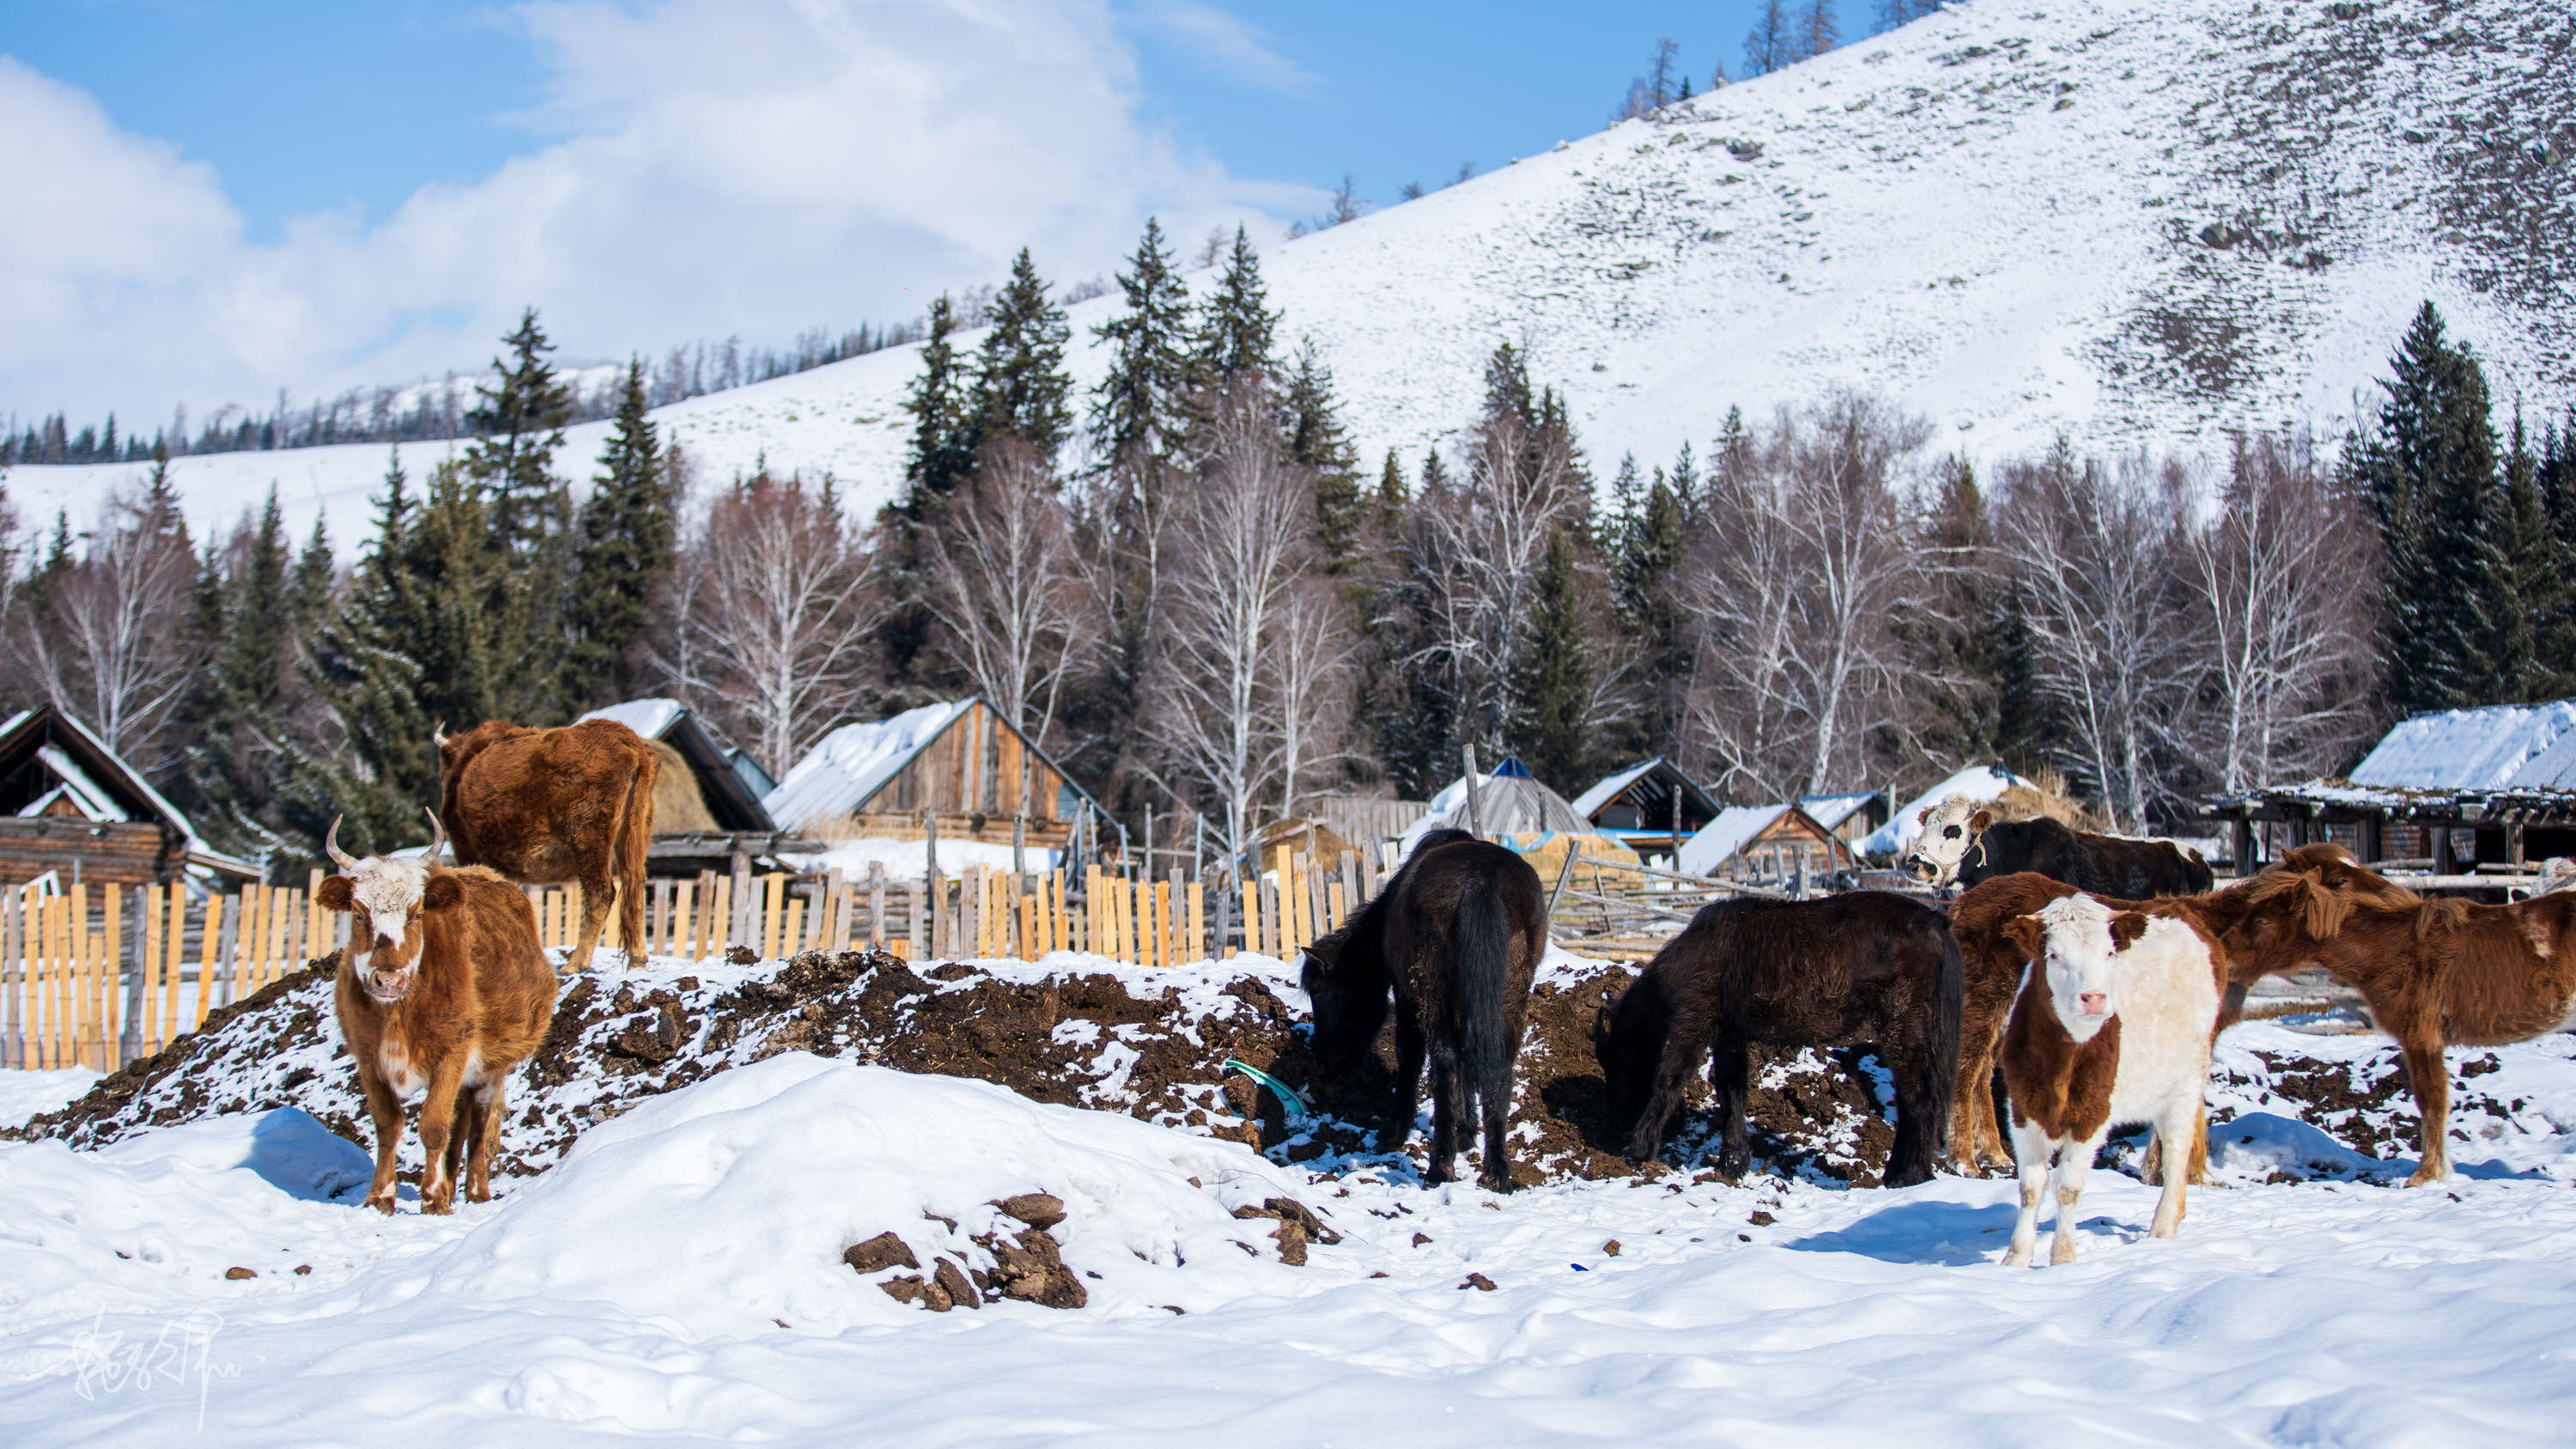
[437,716,659,973]
[318,813,557,1215]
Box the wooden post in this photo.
[1157,874,1176,968]
[1018,878,1036,959]
[2232,817,2257,875]
[2357,813,2383,867]
[730,841,756,953]
[1012,813,1027,876]
[822,868,846,952]
[1327,880,1346,935]
[2434,822,2459,876]
[163,886,185,1049]
[3,887,20,1069]
[1084,866,1103,959]
[141,884,162,1055]
[671,879,696,961]
[909,875,927,961]
[781,899,805,960]
[106,885,127,1066]
[1188,880,1206,964]
[48,897,68,1069]
[868,862,888,952]
[195,893,223,1030]
[1461,743,1485,837]
[1241,877,1260,959]
[651,879,672,956]
[761,873,785,960]
[708,876,733,960]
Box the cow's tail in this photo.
[1926,920,1965,1157]
[1455,881,1513,1118]
[614,747,659,967]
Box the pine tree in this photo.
[176,488,300,855]
[1282,340,1364,571]
[404,459,515,734]
[896,294,977,527]
[1091,218,1195,471]
[1918,453,2009,766]
[463,307,574,721]
[2503,407,2571,699]
[1507,529,1595,790]
[2348,301,2510,711]
[566,360,677,707]
[1377,447,1408,521]
[465,307,574,558]
[304,450,437,856]
[972,248,1074,460]
[1196,227,1279,387]
[1420,447,1450,496]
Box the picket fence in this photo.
[0,843,1387,1074]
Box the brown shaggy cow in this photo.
[318,814,557,1214]
[437,717,659,973]
[2220,847,2576,1184]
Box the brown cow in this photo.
[436,717,659,973]
[318,813,556,1214]
[2219,847,2576,1184]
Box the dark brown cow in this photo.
[436,717,659,973]
[318,814,556,1214]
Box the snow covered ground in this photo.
[8,951,2576,1442]
[9,0,2562,559]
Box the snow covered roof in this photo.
[1679,806,1791,875]
[762,700,979,831]
[577,697,687,742]
[1862,764,2035,858]
[2348,701,2576,790]
[1401,770,1591,850]
[1570,761,1659,819]
[1801,792,1880,833]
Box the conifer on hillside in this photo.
[567,360,678,708]
[2348,301,2512,710]
[1281,340,1363,572]
[463,307,575,721]
[1507,529,1595,792]
[972,248,1074,460]
[305,450,436,857]
[1091,218,1195,472]
[1196,228,1279,388]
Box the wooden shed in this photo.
[1677,803,1857,887]
[1571,759,1722,853]
[762,698,1106,849]
[0,705,257,888]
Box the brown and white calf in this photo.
[1998,894,2222,1267]
[317,814,557,1214]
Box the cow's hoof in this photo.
[364,1194,397,1215]
[422,1195,455,1216]
[2405,1165,2446,1187]
[1716,1147,1751,1180]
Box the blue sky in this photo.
[2,0,1856,419]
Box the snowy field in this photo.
[7,947,2576,1443]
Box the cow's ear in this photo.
[2109,911,2149,953]
[422,873,465,912]
[2002,915,2045,959]
[1916,806,1933,825]
[1969,808,1995,834]
[316,875,354,912]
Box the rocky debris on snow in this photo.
[972,1225,1086,1308]
[991,1193,1066,1230]
[842,1233,919,1274]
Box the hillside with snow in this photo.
[6,0,2566,551]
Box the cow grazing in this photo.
[318,814,557,1214]
[1302,828,1548,1192]
[1904,795,2213,898]
[2221,846,2576,1184]
[437,717,659,973]
[1595,892,1962,1187]
[1998,894,2223,1266]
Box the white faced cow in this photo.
[1996,893,2223,1267]
[318,813,557,1215]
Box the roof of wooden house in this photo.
[576,697,777,832]
[0,705,258,880]
[1404,760,1591,848]
[2349,699,2576,790]
[1679,803,1854,876]
[762,699,1102,832]
[1571,758,1722,834]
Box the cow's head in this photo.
[315,812,463,1005]
[1902,795,1996,886]
[2005,895,2149,1043]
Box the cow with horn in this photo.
[433,717,659,973]
[318,811,556,1214]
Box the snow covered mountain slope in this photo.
[8,0,2566,551]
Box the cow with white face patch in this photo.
[1904,795,1996,886]
[317,813,557,1215]
[1996,893,2224,1267]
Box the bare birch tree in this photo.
[2178,435,2381,792]
[1682,395,1932,800]
[10,483,197,759]
[919,438,1093,746]
[677,471,879,775]
[1996,447,2202,829]
[1268,579,1357,818]
[1142,399,1315,883]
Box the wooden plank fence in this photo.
[0,844,1413,1073]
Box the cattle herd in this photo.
[307,728,2576,1273]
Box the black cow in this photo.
[1903,797,2212,898]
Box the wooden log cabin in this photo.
[762,698,1107,850]
[0,705,258,888]
[1677,803,1857,889]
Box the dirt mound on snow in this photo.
[8,947,2458,1189]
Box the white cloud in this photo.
[1130,1,1319,96]
[0,0,1309,424]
